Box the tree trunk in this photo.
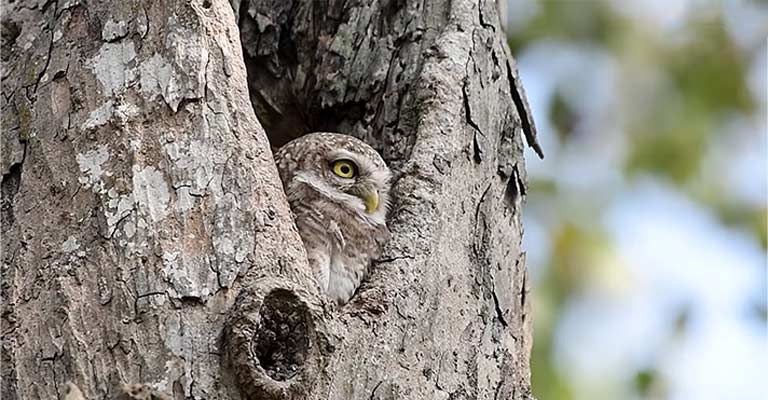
[1,0,540,399]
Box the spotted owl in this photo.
[275,132,392,304]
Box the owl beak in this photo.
[363,190,379,214]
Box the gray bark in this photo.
[1,0,541,399]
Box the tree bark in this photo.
[1,0,540,399]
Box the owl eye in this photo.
[331,160,357,178]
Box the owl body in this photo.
[275,133,391,304]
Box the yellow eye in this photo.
[331,160,356,178]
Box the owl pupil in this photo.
[341,166,350,174]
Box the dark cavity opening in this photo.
[252,289,312,381]
[1,161,23,227]
[235,1,311,148]
[232,1,397,152]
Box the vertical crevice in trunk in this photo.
[232,0,537,399]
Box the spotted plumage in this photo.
[275,132,392,304]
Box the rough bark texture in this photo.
[1,0,312,398]
[1,0,540,399]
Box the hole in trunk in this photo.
[252,288,311,381]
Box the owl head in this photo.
[275,132,392,224]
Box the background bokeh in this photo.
[505,1,767,399]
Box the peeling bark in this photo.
[1,0,538,399]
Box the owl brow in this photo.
[328,147,358,160]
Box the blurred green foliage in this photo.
[508,1,765,399]
[626,13,755,183]
[508,1,624,53]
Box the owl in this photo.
[274,132,392,304]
